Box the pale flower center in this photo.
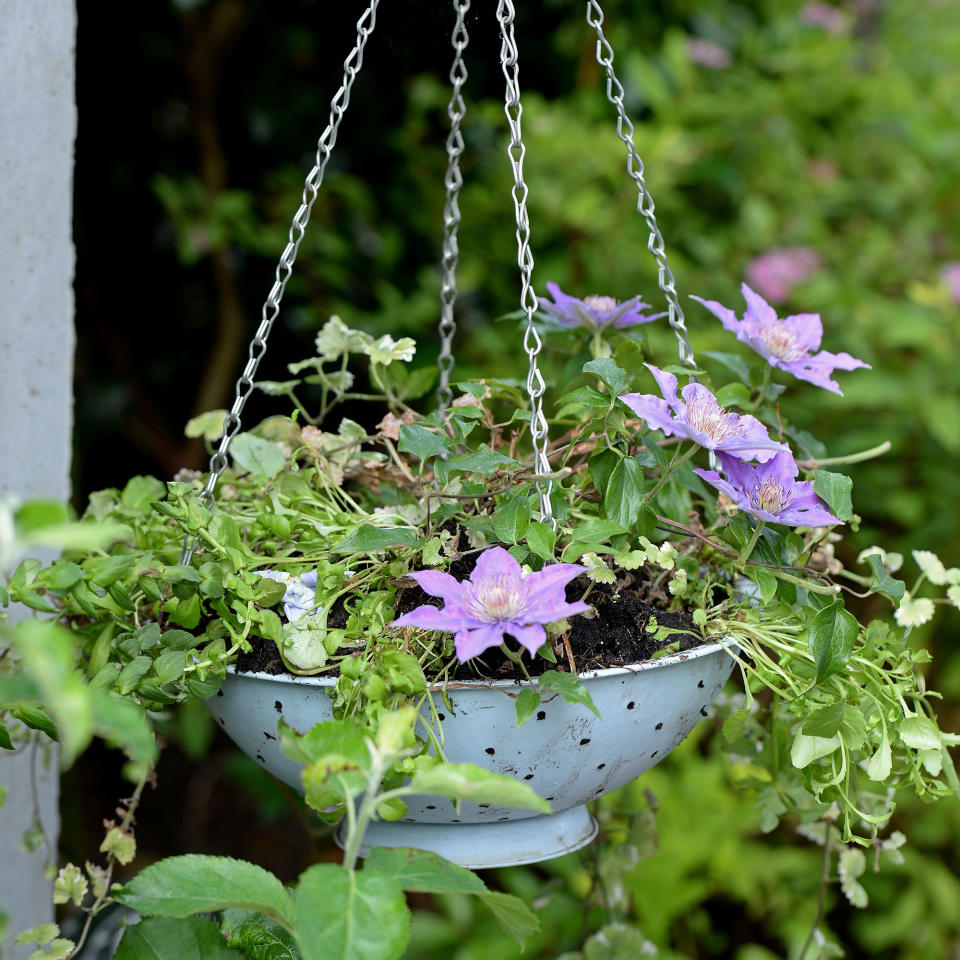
[583,294,619,316]
[684,394,738,443]
[751,478,794,515]
[463,574,530,623]
[760,324,805,362]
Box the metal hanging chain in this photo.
[179,1,379,563]
[436,0,471,411]
[585,1,699,373]
[496,0,554,524]
[201,0,380,508]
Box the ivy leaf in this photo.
[114,855,295,927]
[538,670,601,718]
[332,526,420,555]
[812,469,854,523]
[557,385,611,409]
[602,456,645,530]
[295,864,409,960]
[115,916,241,960]
[838,848,869,908]
[802,702,846,739]
[515,688,542,728]
[588,448,619,499]
[397,424,451,461]
[184,409,228,441]
[582,358,627,395]
[492,490,531,545]
[230,434,286,480]
[865,553,905,603]
[434,444,517,482]
[525,522,556,562]
[750,567,778,604]
[407,763,550,814]
[808,601,858,682]
[702,350,752,385]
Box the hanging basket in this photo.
[188,0,734,868]
[209,642,732,868]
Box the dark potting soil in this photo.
[235,550,703,680]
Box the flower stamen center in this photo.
[684,394,738,443]
[463,574,530,623]
[760,324,805,362]
[583,294,619,316]
[751,478,794,515]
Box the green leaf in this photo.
[722,707,750,743]
[231,434,286,480]
[525,522,556,562]
[790,732,841,769]
[582,358,627,395]
[184,410,228,441]
[118,656,153,695]
[11,705,58,741]
[332,526,420,555]
[434,444,516,482]
[408,763,550,814]
[0,724,13,750]
[114,855,295,928]
[43,561,84,590]
[539,670,601,718]
[477,891,540,944]
[751,567,778,604]
[714,382,753,409]
[115,916,241,960]
[865,553,905,603]
[588,448,619,498]
[702,350,752,385]
[838,848,868,909]
[602,456,645,530]
[802,702,846,739]
[397,424,451,461]
[557,386,611,409]
[808,601,858,682]
[865,730,892,781]
[295,864,409,960]
[362,847,485,895]
[122,476,168,514]
[899,714,942,751]
[492,491,531,545]
[277,718,369,769]
[812,469,854,523]
[222,910,299,960]
[515,688,542,727]
[397,366,437,402]
[90,554,136,587]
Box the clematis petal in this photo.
[694,468,745,507]
[406,569,465,603]
[471,545,523,583]
[392,604,470,632]
[643,363,681,407]
[689,294,743,337]
[612,310,667,329]
[454,624,505,661]
[523,563,587,610]
[619,393,679,437]
[740,283,780,327]
[781,313,824,353]
[503,622,546,657]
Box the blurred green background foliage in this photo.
[67,0,960,955]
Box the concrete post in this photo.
[0,0,76,955]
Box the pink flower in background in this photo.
[800,2,850,34]
[745,247,821,303]
[686,38,732,70]
[941,263,960,304]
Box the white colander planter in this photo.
[207,641,733,869]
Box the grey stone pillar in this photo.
[0,0,76,955]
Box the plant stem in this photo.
[797,441,891,469]
[753,364,772,408]
[798,820,833,960]
[738,521,765,568]
[643,443,699,505]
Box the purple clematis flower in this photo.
[390,546,590,661]
[694,451,840,526]
[541,282,666,331]
[619,364,788,463]
[691,284,870,395]
[259,569,319,621]
[745,246,820,303]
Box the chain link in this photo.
[181,0,379,562]
[585,1,698,372]
[436,0,471,411]
[496,0,554,524]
